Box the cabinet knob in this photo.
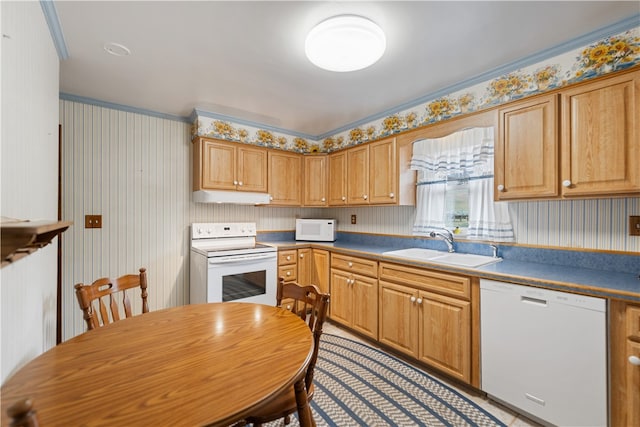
[233,180,238,185]
[348,262,353,267]
[286,255,291,261]
[562,180,572,188]
[238,181,243,186]
[410,296,416,303]
[299,253,304,258]
[321,197,326,202]
[629,355,640,366]
[389,192,395,198]
[270,196,273,201]
[363,195,368,200]
[497,184,505,192]
[341,196,346,201]
[416,298,423,305]
[286,271,291,276]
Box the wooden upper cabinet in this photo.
[303,155,327,206]
[561,70,639,198]
[347,145,370,204]
[496,94,559,200]
[369,138,397,204]
[328,151,347,206]
[194,137,267,192]
[268,150,302,205]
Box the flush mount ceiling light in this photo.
[103,42,131,57]
[305,15,386,72]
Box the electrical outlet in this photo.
[351,214,357,225]
[85,215,102,229]
[630,216,640,236]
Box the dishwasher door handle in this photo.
[521,296,548,307]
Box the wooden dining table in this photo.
[1,302,315,426]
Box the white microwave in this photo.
[295,219,337,242]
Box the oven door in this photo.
[207,253,277,305]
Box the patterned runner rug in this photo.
[269,334,506,427]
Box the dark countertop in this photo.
[263,240,640,302]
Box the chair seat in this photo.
[246,384,315,425]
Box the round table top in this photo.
[1,303,314,426]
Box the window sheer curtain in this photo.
[410,127,515,242]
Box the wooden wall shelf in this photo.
[1,220,72,267]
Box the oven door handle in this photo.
[208,253,276,265]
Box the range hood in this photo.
[193,190,271,205]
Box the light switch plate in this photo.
[630,216,640,236]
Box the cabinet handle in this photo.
[286,255,291,261]
[630,355,640,366]
[341,196,346,201]
[233,180,238,185]
[410,296,416,303]
[389,192,394,198]
[238,181,243,186]
[497,184,505,192]
[286,271,291,276]
[299,253,304,258]
[363,194,368,200]
[270,196,273,201]
[321,197,326,202]
[348,262,353,267]
[416,298,423,305]
[562,180,572,188]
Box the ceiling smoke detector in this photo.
[305,15,386,72]
[103,42,131,57]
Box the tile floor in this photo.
[323,321,544,427]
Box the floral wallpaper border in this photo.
[193,27,640,153]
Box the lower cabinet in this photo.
[378,262,474,385]
[330,253,378,339]
[610,299,640,427]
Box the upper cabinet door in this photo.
[236,145,268,193]
[496,94,559,200]
[268,151,302,205]
[328,152,347,206]
[561,70,640,198]
[303,155,327,206]
[201,139,237,190]
[347,145,370,205]
[369,137,397,204]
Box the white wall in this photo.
[1,2,60,383]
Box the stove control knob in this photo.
[197,228,203,234]
[207,229,212,235]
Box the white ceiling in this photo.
[55,1,639,137]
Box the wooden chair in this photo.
[7,398,39,427]
[243,278,330,427]
[74,267,149,330]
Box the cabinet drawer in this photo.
[379,262,470,300]
[331,253,377,277]
[278,250,297,265]
[278,265,297,282]
[627,305,640,340]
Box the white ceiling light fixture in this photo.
[104,42,131,57]
[305,15,386,72]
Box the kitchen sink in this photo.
[382,248,501,268]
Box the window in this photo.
[410,127,514,242]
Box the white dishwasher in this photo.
[480,279,607,426]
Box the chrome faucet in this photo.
[429,230,455,253]
[490,244,499,258]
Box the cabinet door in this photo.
[202,140,237,190]
[268,151,302,205]
[329,269,352,327]
[626,339,640,427]
[328,152,347,205]
[379,281,419,358]
[303,155,327,206]
[237,145,268,193]
[311,249,330,294]
[496,94,559,200]
[297,248,312,286]
[369,138,397,204]
[561,71,640,197]
[352,274,378,339]
[347,145,370,205]
[418,290,471,383]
